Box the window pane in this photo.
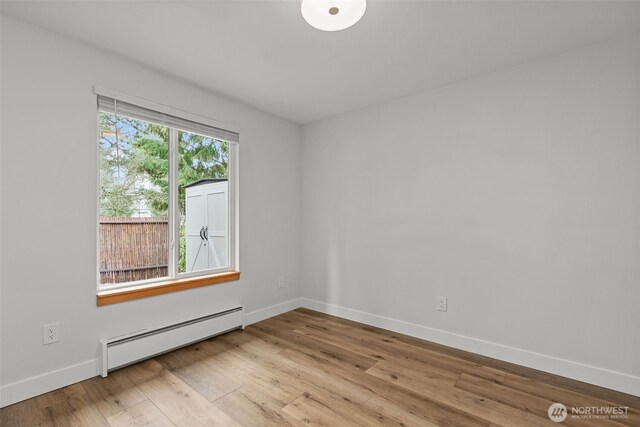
[99,113,169,285]
[178,131,229,274]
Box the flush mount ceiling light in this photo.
[301,0,366,31]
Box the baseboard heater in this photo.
[100,306,244,377]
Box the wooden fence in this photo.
[99,216,168,284]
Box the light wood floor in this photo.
[2,308,639,426]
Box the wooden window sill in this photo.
[97,271,240,306]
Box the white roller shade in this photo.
[97,95,239,143]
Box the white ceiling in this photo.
[3,0,640,124]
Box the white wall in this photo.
[301,34,640,393]
[0,15,301,404]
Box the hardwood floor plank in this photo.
[454,373,627,427]
[282,392,361,427]
[366,361,552,426]
[193,339,306,407]
[206,333,371,416]
[81,369,147,418]
[214,326,285,355]
[248,322,378,372]
[106,400,175,427]
[39,392,110,427]
[213,384,304,426]
[366,359,459,391]
[0,398,53,427]
[454,373,556,424]
[287,321,476,378]
[280,346,490,426]
[123,359,239,427]
[500,373,640,426]
[155,345,243,402]
[32,383,86,409]
[293,309,640,411]
[291,320,505,383]
[350,396,439,427]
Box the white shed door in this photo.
[205,182,228,269]
[185,181,228,272]
[185,188,208,272]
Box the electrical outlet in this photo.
[277,276,285,289]
[43,323,60,345]
[437,296,447,312]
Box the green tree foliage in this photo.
[99,114,138,216]
[131,126,229,215]
[129,123,170,216]
[99,113,228,217]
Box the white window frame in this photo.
[95,87,239,292]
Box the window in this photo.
[97,93,238,300]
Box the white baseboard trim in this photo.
[245,298,302,326]
[0,359,99,408]
[300,298,640,397]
